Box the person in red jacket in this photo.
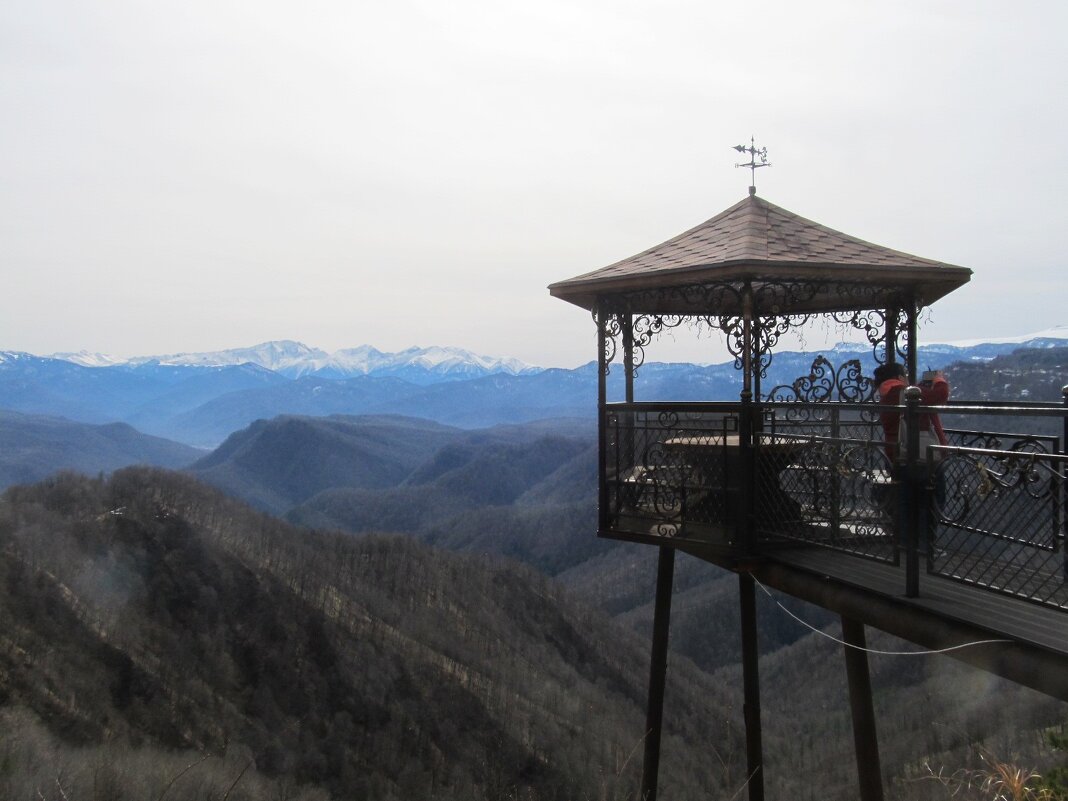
[873,363,949,461]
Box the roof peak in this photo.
[549,192,972,313]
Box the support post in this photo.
[622,315,636,478]
[739,573,765,801]
[903,386,922,597]
[742,286,754,399]
[1062,386,1067,579]
[740,288,757,555]
[1062,385,1068,458]
[885,307,899,366]
[640,547,676,801]
[905,296,918,385]
[597,304,609,533]
[841,616,885,801]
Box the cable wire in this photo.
[748,573,1012,656]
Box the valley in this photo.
[0,338,1066,799]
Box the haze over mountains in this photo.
[1,333,1067,798]
[50,341,539,381]
[0,467,741,800]
[2,432,1063,799]
[0,410,203,489]
[3,329,1067,450]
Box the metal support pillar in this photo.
[841,616,885,801]
[597,304,609,533]
[640,547,676,801]
[739,573,765,801]
[740,287,757,555]
[885,307,899,365]
[905,296,918,385]
[1062,386,1067,579]
[623,315,635,404]
[903,386,922,597]
[622,315,636,476]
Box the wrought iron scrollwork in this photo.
[631,314,686,375]
[832,283,901,312]
[934,447,1058,538]
[832,309,886,349]
[832,308,889,364]
[745,314,811,379]
[656,409,681,429]
[594,309,622,376]
[765,356,875,404]
[770,437,896,558]
[836,360,875,403]
[893,311,910,365]
[615,281,745,317]
[930,443,1067,608]
[751,279,824,315]
[712,315,746,370]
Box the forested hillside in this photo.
[0,410,202,490]
[5,337,1064,449]
[2,347,1066,799]
[943,346,1068,436]
[3,469,1065,800]
[946,346,1068,403]
[0,468,739,801]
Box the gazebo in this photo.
[549,189,1068,801]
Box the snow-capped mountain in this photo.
[931,325,1068,350]
[125,341,331,372]
[5,328,1064,448]
[816,326,1068,364]
[47,350,128,368]
[329,345,535,380]
[44,341,541,382]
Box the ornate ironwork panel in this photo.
[630,314,686,376]
[929,444,1068,609]
[594,309,622,376]
[828,308,908,366]
[764,355,877,421]
[603,405,740,545]
[755,424,898,563]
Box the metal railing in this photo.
[604,403,741,547]
[600,393,1068,610]
[929,444,1067,608]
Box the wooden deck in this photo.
[745,544,1068,701]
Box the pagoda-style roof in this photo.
[549,194,972,315]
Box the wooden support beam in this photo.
[842,616,885,801]
[739,573,765,801]
[640,546,675,801]
[752,559,1068,702]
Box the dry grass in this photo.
[923,747,1065,801]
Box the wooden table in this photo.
[663,433,803,527]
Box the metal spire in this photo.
[733,137,771,195]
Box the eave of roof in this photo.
[549,194,972,314]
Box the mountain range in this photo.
[3,435,1063,800]
[43,326,1068,373]
[49,340,539,382]
[3,332,1067,452]
[0,467,739,800]
[1,335,1067,798]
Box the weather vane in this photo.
[733,137,770,194]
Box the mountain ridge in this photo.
[0,467,737,800]
[5,338,1068,448]
[29,325,1068,371]
[45,340,541,380]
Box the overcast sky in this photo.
[2,0,1065,367]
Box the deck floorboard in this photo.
[769,545,1068,656]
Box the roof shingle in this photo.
[549,194,971,314]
